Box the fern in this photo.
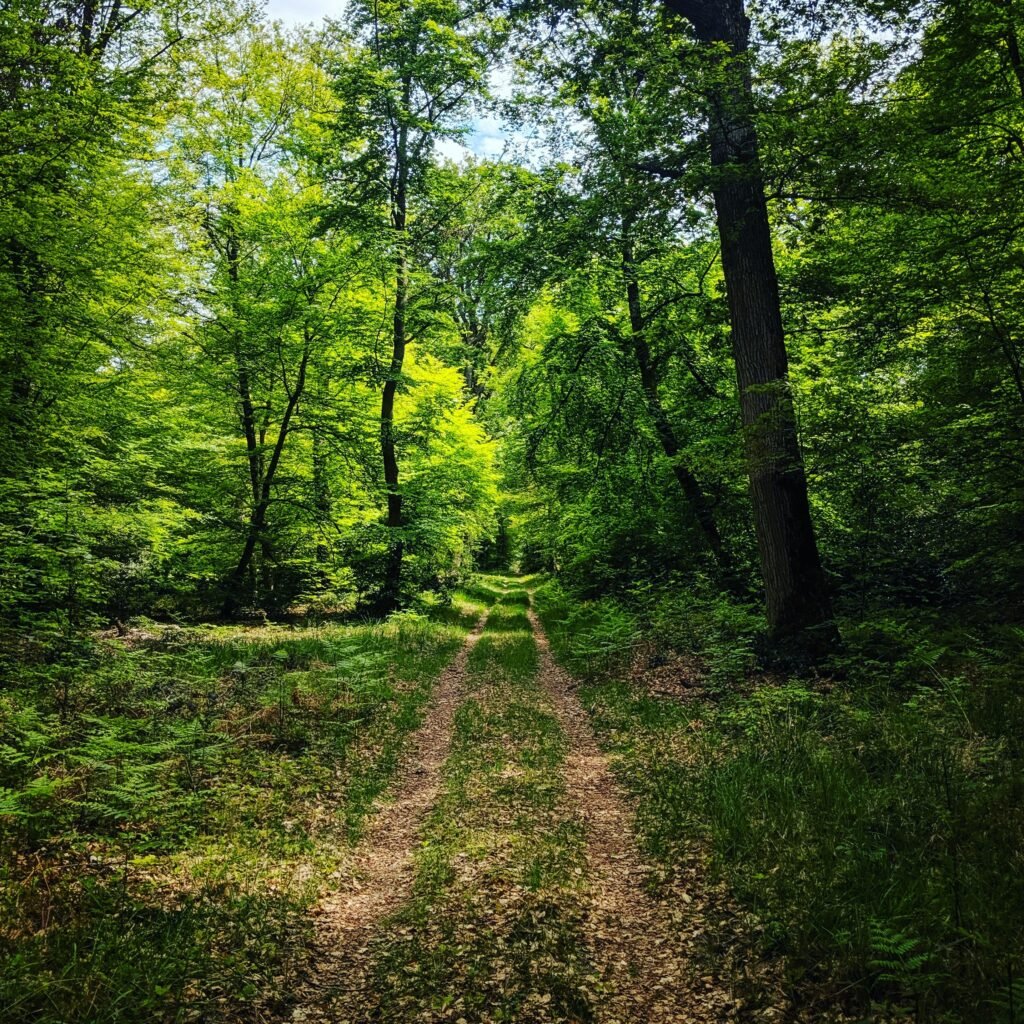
[563,599,639,679]
[869,920,936,989]
[991,970,1024,1024]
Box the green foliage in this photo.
[0,879,312,1024]
[3,0,1024,1018]
[645,583,764,686]
[532,580,638,680]
[575,602,1024,1021]
[0,604,476,1022]
[868,920,940,994]
[0,8,503,630]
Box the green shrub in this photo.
[533,582,638,680]
[646,583,764,685]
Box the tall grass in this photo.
[539,579,1024,1021]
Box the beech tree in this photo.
[168,24,360,613]
[0,0,196,626]
[326,0,497,610]
[657,0,836,651]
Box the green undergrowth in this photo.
[458,576,514,608]
[355,592,594,1024]
[534,578,1024,1023]
[480,600,534,637]
[0,589,488,1024]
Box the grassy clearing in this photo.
[0,591,487,1024]
[352,593,595,1024]
[534,579,1024,1023]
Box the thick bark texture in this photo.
[663,0,836,650]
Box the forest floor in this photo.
[1,575,832,1024]
[283,578,748,1024]
[5,575,1017,1023]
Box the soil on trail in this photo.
[528,607,735,1024]
[287,596,741,1024]
[289,613,488,1021]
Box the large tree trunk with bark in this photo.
[663,0,837,654]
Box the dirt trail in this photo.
[287,613,487,1022]
[528,606,734,1024]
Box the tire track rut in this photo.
[528,606,732,1024]
[288,613,488,1021]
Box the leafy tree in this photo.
[165,21,363,612]
[324,0,499,609]
[0,0,199,630]
[655,0,836,653]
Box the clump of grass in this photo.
[569,591,1024,1023]
[459,577,509,607]
[482,600,533,634]
[469,628,538,683]
[421,589,488,629]
[0,865,313,1024]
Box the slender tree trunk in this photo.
[664,0,836,653]
[220,226,266,614]
[989,2,1024,402]
[622,239,736,582]
[999,0,1024,101]
[228,359,263,611]
[312,372,332,567]
[237,361,262,510]
[223,348,310,616]
[457,304,488,399]
[379,114,410,613]
[2,245,47,449]
[975,278,1024,405]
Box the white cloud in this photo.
[435,137,472,163]
[476,134,506,158]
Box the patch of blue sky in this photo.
[262,0,537,163]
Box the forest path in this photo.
[286,582,737,1023]
[288,611,489,1021]
[528,605,734,1024]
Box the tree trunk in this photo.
[622,239,737,584]
[379,112,410,613]
[312,373,332,567]
[223,348,310,616]
[663,0,837,653]
[220,226,265,616]
[999,0,1024,101]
